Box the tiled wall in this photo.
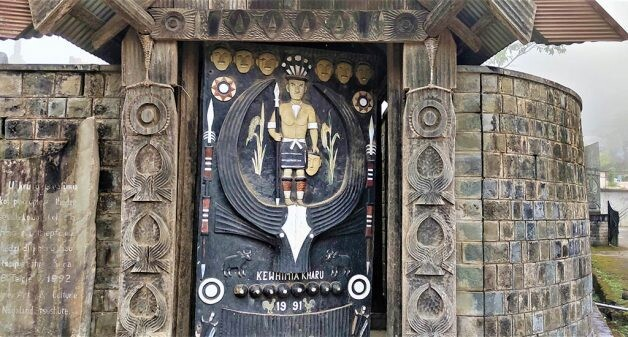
[0,65,122,336]
[454,66,592,336]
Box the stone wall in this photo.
[0,65,122,336]
[454,66,593,336]
[589,214,609,246]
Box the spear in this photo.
[274,83,282,206]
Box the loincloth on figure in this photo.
[280,138,307,169]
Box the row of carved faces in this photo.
[210,47,373,85]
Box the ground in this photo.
[592,226,628,336]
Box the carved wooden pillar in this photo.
[401,30,457,336]
[117,29,179,337]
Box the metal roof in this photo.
[0,0,32,39]
[534,0,628,43]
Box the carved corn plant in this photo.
[246,103,267,175]
[321,111,340,184]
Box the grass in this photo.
[591,247,628,336]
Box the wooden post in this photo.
[117,29,179,337]
[401,30,457,336]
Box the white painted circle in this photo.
[198,278,224,304]
[218,83,230,93]
[359,98,368,107]
[348,274,370,300]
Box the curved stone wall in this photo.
[454,66,592,336]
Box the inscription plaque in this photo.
[0,118,98,337]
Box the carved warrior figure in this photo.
[234,50,253,73]
[268,55,319,206]
[315,58,333,82]
[210,47,232,71]
[257,52,279,75]
[335,61,353,84]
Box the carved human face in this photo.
[315,59,333,82]
[335,62,353,84]
[256,52,279,75]
[356,63,373,85]
[210,48,232,71]
[234,50,253,73]
[286,79,306,101]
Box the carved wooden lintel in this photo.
[147,8,431,42]
[104,0,155,34]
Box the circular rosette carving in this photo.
[127,95,170,135]
[211,76,237,102]
[406,211,453,276]
[152,9,196,39]
[352,91,374,114]
[122,211,170,273]
[408,283,454,335]
[393,12,418,38]
[348,274,371,300]
[198,278,225,305]
[119,283,167,337]
[406,87,452,138]
[407,143,453,205]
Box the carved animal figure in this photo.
[322,249,351,277]
[222,249,252,277]
[262,298,276,314]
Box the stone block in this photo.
[456,113,481,131]
[512,201,522,219]
[524,263,538,287]
[96,214,121,241]
[514,221,526,240]
[47,98,66,117]
[482,113,499,132]
[99,167,122,193]
[24,98,48,116]
[99,140,122,167]
[35,119,60,139]
[0,72,22,96]
[483,133,506,152]
[454,93,481,113]
[485,291,504,315]
[91,312,117,336]
[500,221,515,241]
[22,72,54,96]
[484,242,509,263]
[499,315,513,336]
[0,97,25,117]
[483,179,498,199]
[497,264,513,289]
[455,177,481,199]
[483,153,502,178]
[104,73,122,97]
[457,72,481,92]
[514,78,530,97]
[456,199,482,220]
[457,265,484,291]
[104,289,118,311]
[457,291,484,315]
[523,202,534,220]
[96,241,120,267]
[92,290,105,311]
[21,140,42,157]
[482,94,502,113]
[96,119,121,140]
[61,120,81,139]
[457,221,483,242]
[510,241,522,263]
[456,153,482,176]
[4,119,33,139]
[484,264,496,290]
[0,140,21,159]
[67,97,92,118]
[484,221,499,241]
[482,74,498,93]
[484,200,511,220]
[54,73,82,96]
[456,132,481,151]
[94,267,118,290]
[527,241,540,262]
[462,243,484,263]
[533,312,544,333]
[499,76,514,95]
[505,291,519,314]
[93,98,121,118]
[84,73,105,97]
[457,316,484,336]
[484,317,497,336]
[503,95,517,115]
[97,193,121,214]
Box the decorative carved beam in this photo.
[418,0,481,52]
[29,0,80,34]
[70,5,105,30]
[424,0,465,36]
[103,0,155,34]
[92,0,156,49]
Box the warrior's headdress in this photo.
[282,55,312,81]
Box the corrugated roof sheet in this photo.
[535,0,628,43]
[0,0,32,39]
[487,0,536,42]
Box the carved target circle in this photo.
[393,13,418,38]
[352,91,373,114]
[128,95,169,135]
[348,274,371,300]
[164,11,185,32]
[410,99,447,138]
[198,278,225,304]
[211,77,237,102]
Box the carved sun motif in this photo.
[352,91,373,114]
[211,76,237,102]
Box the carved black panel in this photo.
[195,43,384,337]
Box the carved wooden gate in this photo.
[194,42,383,337]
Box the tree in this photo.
[484,41,566,68]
